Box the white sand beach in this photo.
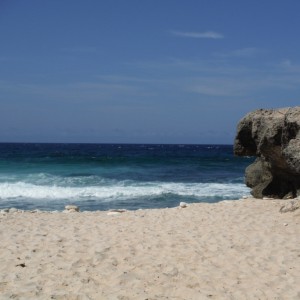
[0,199,299,299]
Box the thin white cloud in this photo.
[187,78,249,96]
[215,47,263,58]
[281,59,292,68]
[276,59,300,73]
[170,30,224,39]
[0,78,153,103]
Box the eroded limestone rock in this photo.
[234,107,300,199]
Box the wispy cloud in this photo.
[125,56,300,97]
[280,59,292,68]
[186,70,300,97]
[0,77,152,104]
[277,59,300,73]
[186,76,266,97]
[3,55,300,106]
[215,47,264,58]
[170,30,224,39]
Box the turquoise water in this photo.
[0,143,252,211]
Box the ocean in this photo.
[0,143,253,211]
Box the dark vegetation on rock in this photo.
[234,107,300,199]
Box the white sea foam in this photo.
[0,181,250,202]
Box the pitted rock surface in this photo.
[234,107,300,199]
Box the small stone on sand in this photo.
[65,205,80,212]
[179,202,188,208]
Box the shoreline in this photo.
[0,197,251,215]
[1,198,299,299]
[0,200,233,213]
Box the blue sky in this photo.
[1,0,300,144]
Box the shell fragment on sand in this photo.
[107,211,122,216]
[179,202,188,208]
[107,209,127,216]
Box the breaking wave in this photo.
[0,180,250,202]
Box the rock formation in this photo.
[234,107,300,199]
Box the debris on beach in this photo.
[279,200,300,213]
[0,208,24,215]
[179,202,188,208]
[63,205,80,213]
[107,209,127,216]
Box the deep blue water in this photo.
[0,143,253,211]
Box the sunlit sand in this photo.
[0,198,299,299]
